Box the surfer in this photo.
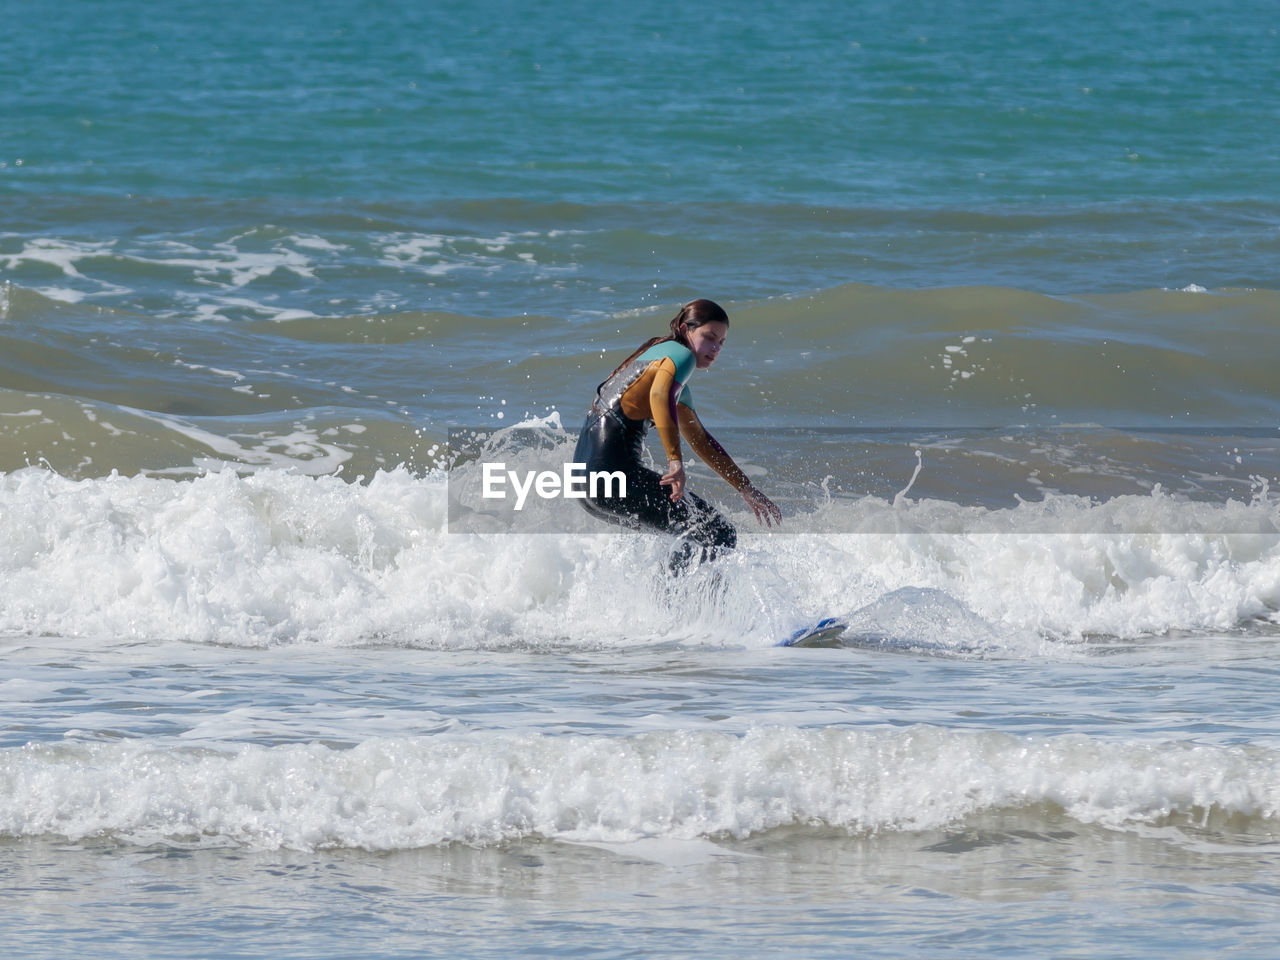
[574,298,781,571]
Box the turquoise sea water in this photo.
[10,0,1280,205]
[4,1,1280,957]
[5,0,1280,308]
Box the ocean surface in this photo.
[4,0,1280,956]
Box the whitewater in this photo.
[7,0,1280,955]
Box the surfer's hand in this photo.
[743,485,781,526]
[660,460,686,502]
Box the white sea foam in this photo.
[186,295,319,323]
[1,466,1278,648]
[2,727,1276,850]
[0,239,133,302]
[128,239,317,289]
[117,406,355,474]
[289,234,348,253]
[0,237,110,279]
[33,286,90,303]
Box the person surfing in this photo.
[573,298,781,571]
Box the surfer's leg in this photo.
[667,491,737,573]
[582,469,736,569]
[580,463,670,530]
[679,491,737,556]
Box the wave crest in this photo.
[3,727,1275,850]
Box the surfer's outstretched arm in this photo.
[677,404,782,526]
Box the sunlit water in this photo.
[4,0,1280,956]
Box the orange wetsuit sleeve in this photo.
[647,357,684,462]
[677,404,753,492]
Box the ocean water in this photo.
[4,0,1280,956]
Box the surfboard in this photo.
[778,616,847,647]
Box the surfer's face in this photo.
[685,321,728,369]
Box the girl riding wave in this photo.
[574,298,781,570]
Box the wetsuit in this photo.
[574,339,753,569]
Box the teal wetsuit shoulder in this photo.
[636,340,696,411]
